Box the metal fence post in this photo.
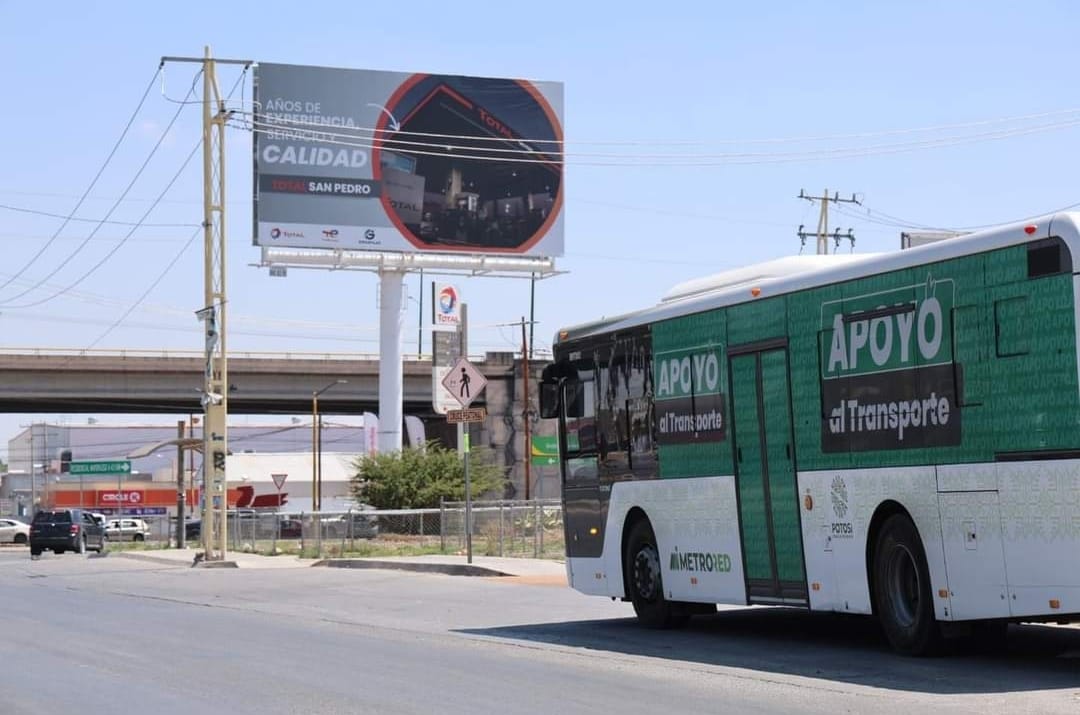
[439,498,446,552]
[534,500,541,558]
[498,501,504,557]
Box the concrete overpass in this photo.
[0,348,528,417]
[0,348,550,500]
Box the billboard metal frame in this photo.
[256,246,560,278]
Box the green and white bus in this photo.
[539,213,1080,655]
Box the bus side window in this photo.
[564,381,586,418]
[564,376,597,453]
[539,382,560,418]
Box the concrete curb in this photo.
[315,558,511,577]
[192,559,239,569]
[110,551,196,567]
[113,550,303,569]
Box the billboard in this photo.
[253,62,564,257]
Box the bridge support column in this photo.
[378,269,405,453]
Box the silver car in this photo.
[0,518,29,544]
[104,518,152,542]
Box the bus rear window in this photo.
[1028,237,1071,278]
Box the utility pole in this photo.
[29,425,36,517]
[797,189,859,254]
[521,317,531,501]
[176,420,186,548]
[161,47,251,562]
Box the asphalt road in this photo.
[2,549,1079,714]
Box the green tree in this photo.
[351,441,507,510]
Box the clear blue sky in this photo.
[0,1,1078,458]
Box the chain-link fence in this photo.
[439,499,564,559]
[180,500,565,559]
[101,515,174,543]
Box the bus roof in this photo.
[555,212,1080,346]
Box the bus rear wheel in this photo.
[872,514,941,656]
[625,519,688,629]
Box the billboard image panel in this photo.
[253,63,564,257]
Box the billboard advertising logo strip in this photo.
[260,175,380,198]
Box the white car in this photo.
[0,518,30,544]
[104,518,152,542]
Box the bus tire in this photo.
[872,513,941,656]
[624,519,688,629]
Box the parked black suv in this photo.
[29,509,107,556]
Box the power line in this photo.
[234,113,1080,166]
[0,203,199,228]
[575,198,790,228]
[838,198,1080,234]
[0,138,202,309]
[70,65,252,353]
[241,105,1080,147]
[0,72,201,306]
[0,68,162,295]
[76,226,202,354]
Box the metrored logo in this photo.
[100,490,144,504]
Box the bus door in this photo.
[729,344,808,604]
[557,363,605,560]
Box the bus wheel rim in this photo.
[886,543,920,628]
[633,544,661,602]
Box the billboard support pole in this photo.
[378,269,405,453]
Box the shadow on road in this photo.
[460,607,1080,694]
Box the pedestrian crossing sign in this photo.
[441,357,487,408]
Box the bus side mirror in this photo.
[539,382,560,419]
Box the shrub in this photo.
[351,441,507,510]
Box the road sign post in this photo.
[441,358,487,564]
[271,473,287,549]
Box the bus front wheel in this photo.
[872,514,941,656]
[624,519,688,629]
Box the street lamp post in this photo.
[312,379,347,512]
